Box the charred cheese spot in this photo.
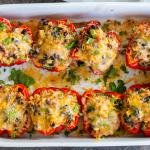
[76,22,119,73]
[130,23,150,67]
[29,89,79,132]
[32,19,76,71]
[83,92,120,138]
[0,85,30,137]
[0,27,32,65]
[122,87,150,128]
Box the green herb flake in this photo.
[28,128,35,138]
[95,78,102,84]
[73,104,80,114]
[0,80,5,85]
[66,41,77,50]
[119,31,127,36]
[90,29,96,38]
[103,65,117,84]
[0,22,6,31]
[77,61,85,67]
[101,23,109,31]
[65,68,80,85]
[11,132,17,138]
[64,126,78,137]
[2,37,12,45]
[109,82,117,92]
[107,65,117,78]
[87,105,95,113]
[8,68,35,87]
[120,65,129,74]
[92,50,100,55]
[109,80,126,93]
[86,37,94,44]
[114,20,121,25]
[64,130,70,136]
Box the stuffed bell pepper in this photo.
[121,84,150,136]
[126,22,150,70]
[31,19,77,72]
[0,17,33,66]
[29,87,80,135]
[81,89,122,138]
[71,21,120,74]
[0,84,30,138]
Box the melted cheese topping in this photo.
[0,85,29,137]
[83,93,120,138]
[32,20,76,71]
[29,89,79,131]
[0,27,32,65]
[125,88,150,123]
[131,23,150,67]
[77,27,119,73]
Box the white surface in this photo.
[0,2,150,147]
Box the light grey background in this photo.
[0,0,149,149]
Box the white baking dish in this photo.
[0,2,150,147]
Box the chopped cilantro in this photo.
[0,22,6,31]
[73,104,80,113]
[28,128,35,138]
[65,68,80,85]
[120,65,129,74]
[87,105,95,113]
[90,29,96,38]
[92,50,99,55]
[66,41,77,50]
[119,31,127,36]
[101,23,109,31]
[9,68,35,87]
[107,65,117,78]
[11,132,17,138]
[86,37,94,44]
[95,78,102,84]
[109,80,126,93]
[64,126,78,137]
[2,37,12,45]
[0,80,5,85]
[64,130,70,136]
[109,82,117,92]
[103,65,117,85]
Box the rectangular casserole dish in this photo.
[0,2,150,147]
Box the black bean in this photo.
[29,49,38,57]
[45,99,50,105]
[15,118,19,122]
[11,54,17,59]
[142,43,146,47]
[123,114,134,126]
[16,96,23,105]
[0,46,4,52]
[21,29,27,35]
[63,32,68,36]
[114,99,123,110]
[142,96,150,103]
[40,19,48,26]
[51,122,55,127]
[131,107,139,118]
